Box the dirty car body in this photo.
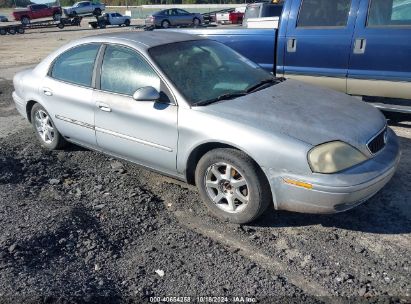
[12,32,400,223]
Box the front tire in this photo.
[195,148,271,224]
[193,17,200,27]
[31,104,67,150]
[53,13,61,21]
[124,19,130,26]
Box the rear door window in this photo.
[177,9,189,15]
[34,4,47,10]
[297,0,352,27]
[51,44,100,87]
[367,0,411,27]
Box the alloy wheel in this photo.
[204,162,249,213]
[34,110,55,144]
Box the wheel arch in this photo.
[162,19,171,26]
[26,100,39,122]
[185,141,267,187]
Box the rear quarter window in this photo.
[50,44,100,87]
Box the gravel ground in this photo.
[1,30,411,303]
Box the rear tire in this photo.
[161,20,170,28]
[17,26,25,34]
[8,27,16,35]
[21,16,30,25]
[31,103,67,150]
[195,148,271,224]
[57,23,64,29]
[0,28,7,35]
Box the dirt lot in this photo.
[0,26,410,303]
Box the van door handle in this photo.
[96,102,111,112]
[42,88,53,96]
[287,38,297,53]
[354,38,367,54]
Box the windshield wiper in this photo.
[194,92,247,107]
[245,78,278,93]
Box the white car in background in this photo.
[89,12,131,28]
[216,6,246,24]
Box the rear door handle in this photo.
[96,102,111,112]
[42,88,53,96]
[353,38,367,54]
[287,38,297,53]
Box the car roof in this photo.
[81,31,204,49]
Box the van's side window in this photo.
[297,0,352,27]
[367,0,411,27]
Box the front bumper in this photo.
[269,128,401,214]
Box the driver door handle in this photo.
[354,38,367,54]
[96,102,111,112]
[287,38,297,53]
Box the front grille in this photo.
[367,128,387,154]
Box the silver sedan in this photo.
[12,32,400,224]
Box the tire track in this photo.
[173,210,331,297]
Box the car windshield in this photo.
[149,40,275,105]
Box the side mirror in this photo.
[132,86,160,102]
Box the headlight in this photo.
[308,141,367,174]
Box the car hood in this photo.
[195,79,386,151]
